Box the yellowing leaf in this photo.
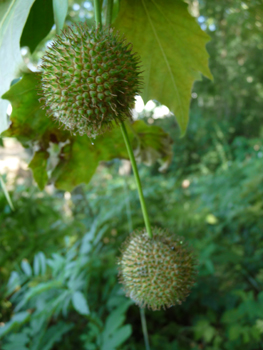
[114,0,212,134]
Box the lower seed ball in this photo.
[118,228,196,310]
[40,24,142,137]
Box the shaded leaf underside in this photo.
[20,0,54,53]
[3,73,173,191]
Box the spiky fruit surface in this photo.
[40,24,142,137]
[118,228,196,310]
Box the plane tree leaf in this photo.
[0,0,35,134]
[50,118,172,191]
[131,120,173,172]
[2,73,69,147]
[20,0,54,53]
[28,150,49,190]
[113,0,213,135]
[2,73,173,191]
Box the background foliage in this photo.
[1,0,263,349]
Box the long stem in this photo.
[106,0,113,26]
[140,307,151,350]
[94,0,102,26]
[120,121,152,239]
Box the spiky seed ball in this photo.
[40,24,142,137]
[118,228,196,310]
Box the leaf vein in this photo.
[141,0,183,117]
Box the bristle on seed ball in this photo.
[118,228,196,311]
[40,24,142,137]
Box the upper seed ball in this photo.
[118,228,196,310]
[40,24,142,137]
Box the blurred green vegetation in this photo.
[1,0,263,349]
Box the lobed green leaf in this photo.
[113,0,213,135]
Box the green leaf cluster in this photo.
[0,221,132,350]
[1,0,211,164]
